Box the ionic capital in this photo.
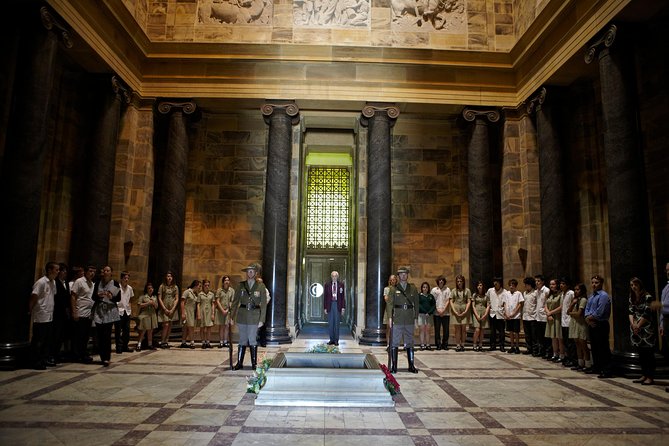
[584,24,617,64]
[111,76,131,105]
[359,104,400,127]
[462,107,500,123]
[261,102,300,125]
[526,87,547,115]
[40,6,74,49]
[157,100,197,115]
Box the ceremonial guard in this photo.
[232,264,267,370]
[385,266,419,373]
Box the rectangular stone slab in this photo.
[254,352,394,407]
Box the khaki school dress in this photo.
[215,287,235,326]
[158,284,180,323]
[137,294,158,331]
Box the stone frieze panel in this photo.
[293,0,370,28]
[391,0,465,32]
[197,0,273,25]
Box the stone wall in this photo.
[182,111,269,288]
[122,0,518,51]
[389,115,468,288]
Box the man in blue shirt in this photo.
[584,274,612,378]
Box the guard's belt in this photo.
[394,304,414,310]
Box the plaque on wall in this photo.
[293,0,370,28]
[197,0,273,25]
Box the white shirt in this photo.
[72,276,95,318]
[560,290,574,327]
[431,286,451,313]
[486,287,506,319]
[535,285,549,322]
[522,289,538,321]
[503,290,524,320]
[31,276,55,323]
[118,284,134,316]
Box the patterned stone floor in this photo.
[1,338,668,445]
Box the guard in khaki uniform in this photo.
[232,263,267,370]
[385,266,419,374]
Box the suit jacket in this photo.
[324,280,345,313]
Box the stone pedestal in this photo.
[359,105,398,345]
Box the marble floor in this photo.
[1,338,668,445]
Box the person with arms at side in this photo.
[629,277,656,386]
[232,263,268,370]
[471,280,489,352]
[157,271,179,349]
[385,266,419,373]
[215,275,235,348]
[198,279,215,349]
[450,275,472,352]
[324,271,346,346]
[502,279,524,354]
[534,275,550,358]
[50,263,70,364]
[584,274,613,378]
[70,265,96,364]
[567,283,591,371]
[521,277,537,355]
[431,276,451,350]
[417,282,436,350]
[29,262,59,369]
[544,278,565,363]
[486,277,506,352]
[559,278,575,367]
[114,271,134,354]
[92,265,122,367]
[136,282,158,351]
[180,280,201,349]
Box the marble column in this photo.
[585,24,654,373]
[77,76,130,268]
[153,101,196,287]
[528,87,571,280]
[261,103,299,344]
[463,108,499,285]
[359,105,399,345]
[0,6,71,369]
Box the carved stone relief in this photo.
[293,0,370,28]
[197,0,273,25]
[391,0,465,31]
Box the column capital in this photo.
[584,24,617,64]
[261,102,300,125]
[40,6,74,49]
[526,87,547,115]
[111,76,131,105]
[360,104,400,127]
[157,100,197,115]
[462,107,500,123]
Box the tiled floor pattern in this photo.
[1,339,668,445]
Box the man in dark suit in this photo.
[324,271,345,346]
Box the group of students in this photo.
[30,262,269,371]
[388,268,662,383]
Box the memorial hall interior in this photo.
[3,1,669,445]
[1,0,669,364]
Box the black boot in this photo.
[407,348,418,373]
[391,347,398,374]
[233,346,246,370]
[250,345,258,370]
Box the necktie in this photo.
[332,282,337,301]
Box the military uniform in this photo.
[385,267,419,373]
[232,264,267,370]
